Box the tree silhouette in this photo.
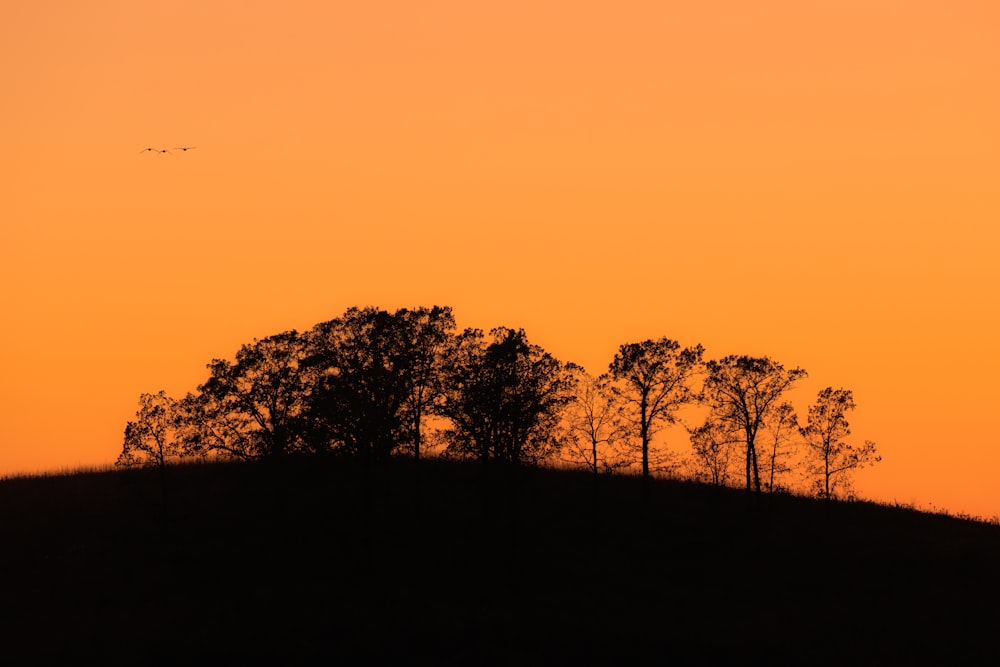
[195,330,312,460]
[561,369,630,477]
[395,306,456,461]
[759,401,800,494]
[702,356,807,493]
[687,418,741,487]
[117,391,192,469]
[441,327,575,466]
[607,338,703,489]
[800,387,880,500]
[304,308,419,460]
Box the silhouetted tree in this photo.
[304,308,418,460]
[561,369,630,476]
[195,330,312,460]
[800,387,880,499]
[702,355,807,493]
[687,418,741,487]
[116,391,194,468]
[607,338,703,487]
[760,401,800,494]
[396,306,457,461]
[442,327,575,466]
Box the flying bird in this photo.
[173,146,197,152]
[140,147,171,154]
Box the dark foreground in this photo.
[1,458,998,665]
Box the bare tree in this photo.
[561,370,630,477]
[702,356,807,493]
[687,418,741,487]
[759,402,800,494]
[800,387,880,500]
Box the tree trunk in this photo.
[413,409,422,463]
[640,395,650,481]
[745,441,753,492]
[750,443,761,493]
[824,451,831,500]
[591,437,598,477]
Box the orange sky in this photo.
[2,1,998,518]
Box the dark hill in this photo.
[1,458,998,665]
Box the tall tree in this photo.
[442,327,575,466]
[800,387,881,499]
[702,355,807,493]
[607,338,703,487]
[304,308,416,460]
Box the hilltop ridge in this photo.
[1,458,997,665]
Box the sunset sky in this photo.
[2,1,997,517]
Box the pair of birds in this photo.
[140,147,196,154]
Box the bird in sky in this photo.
[139,147,171,154]
[173,146,197,152]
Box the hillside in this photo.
[1,458,998,665]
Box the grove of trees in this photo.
[118,305,881,500]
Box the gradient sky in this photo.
[2,1,997,518]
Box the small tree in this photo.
[800,387,880,500]
[759,401,800,494]
[117,391,192,469]
[561,370,630,477]
[687,418,741,487]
